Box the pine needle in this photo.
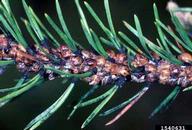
[134,15,152,59]
[0,60,14,66]
[67,85,100,120]
[0,75,42,109]
[55,0,77,50]
[153,4,171,53]
[100,86,149,117]
[183,86,192,92]
[0,76,26,93]
[44,65,92,78]
[24,83,75,130]
[81,85,118,128]
[105,86,149,126]
[149,86,181,118]
[78,86,116,108]
[0,74,42,104]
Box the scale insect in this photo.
[0,0,191,129]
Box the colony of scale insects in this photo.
[0,0,192,130]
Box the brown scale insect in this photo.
[0,35,9,49]
[95,56,106,66]
[70,56,83,66]
[131,54,148,68]
[178,52,192,63]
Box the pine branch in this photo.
[0,0,192,129]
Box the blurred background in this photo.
[0,0,192,130]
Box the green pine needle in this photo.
[118,31,141,54]
[83,1,112,38]
[100,86,148,117]
[172,7,192,13]
[44,65,92,78]
[123,20,182,65]
[67,85,100,120]
[55,0,77,51]
[0,0,28,48]
[22,0,44,41]
[84,0,121,50]
[104,0,116,37]
[134,15,152,59]
[0,14,18,42]
[0,74,42,106]
[0,60,14,66]
[153,4,171,54]
[183,86,192,92]
[22,19,39,46]
[164,35,182,54]
[156,19,192,52]
[171,12,192,50]
[44,13,80,49]
[81,85,118,128]
[29,7,60,47]
[90,29,108,58]
[0,76,25,93]
[22,18,60,62]
[75,0,98,53]
[0,76,25,108]
[149,86,181,118]
[147,41,182,65]
[24,83,75,130]
[77,86,114,108]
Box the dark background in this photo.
[0,0,192,130]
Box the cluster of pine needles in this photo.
[0,0,192,129]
